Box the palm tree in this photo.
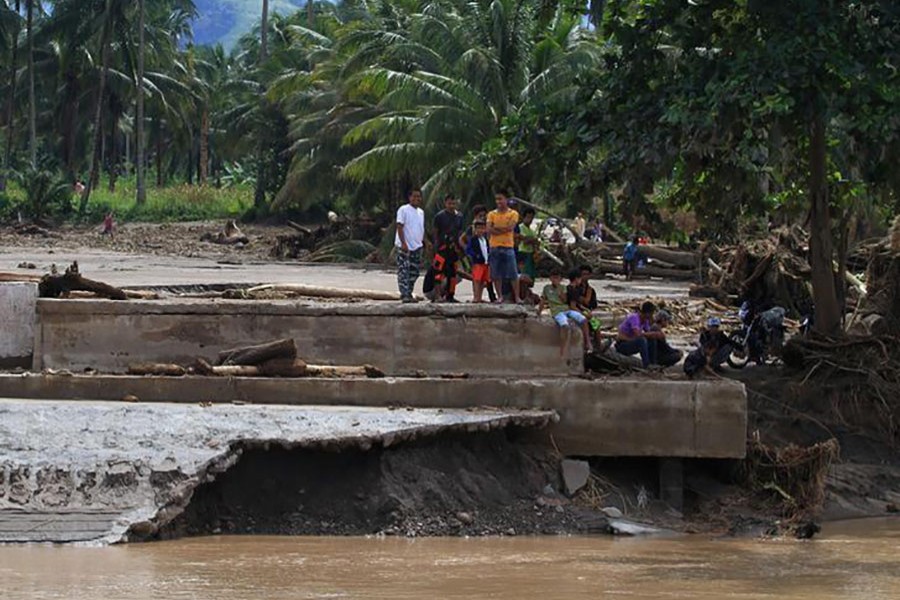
[334,0,599,200]
[136,0,145,203]
[260,0,269,60]
[0,0,21,189]
[26,0,35,168]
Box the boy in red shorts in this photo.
[465,220,491,302]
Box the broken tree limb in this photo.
[540,247,565,266]
[217,338,298,366]
[834,260,867,296]
[38,261,128,300]
[127,363,187,377]
[287,220,313,235]
[245,283,401,301]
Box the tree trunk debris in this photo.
[38,262,128,300]
[217,338,297,366]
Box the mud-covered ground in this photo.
[0,221,294,262]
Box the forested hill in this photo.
[194,0,304,48]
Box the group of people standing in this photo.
[394,188,730,375]
[394,188,538,304]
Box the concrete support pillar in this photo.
[0,283,38,368]
[658,457,684,513]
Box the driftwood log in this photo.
[193,357,382,378]
[127,363,187,376]
[217,338,298,366]
[244,283,402,301]
[305,364,385,378]
[38,262,128,300]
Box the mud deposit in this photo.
[155,431,607,539]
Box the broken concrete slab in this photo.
[0,399,555,544]
[561,459,590,496]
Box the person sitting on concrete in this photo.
[615,301,658,368]
[569,266,602,347]
[649,309,683,368]
[575,264,599,310]
[465,220,491,303]
[538,268,594,357]
[684,317,732,377]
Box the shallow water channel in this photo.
[2,518,898,599]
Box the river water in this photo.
[1,518,898,600]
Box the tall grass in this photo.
[1,175,253,223]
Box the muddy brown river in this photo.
[2,519,898,599]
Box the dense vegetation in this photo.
[1,0,899,331]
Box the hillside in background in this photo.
[194,0,304,48]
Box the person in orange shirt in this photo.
[486,189,521,303]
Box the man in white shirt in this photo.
[395,188,425,303]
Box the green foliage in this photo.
[14,169,74,220]
[3,176,252,223]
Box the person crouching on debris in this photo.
[684,316,732,377]
[466,220,491,303]
[538,268,594,357]
[615,301,657,368]
[649,309,683,368]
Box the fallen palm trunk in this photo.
[38,261,128,300]
[217,338,298,366]
[594,243,700,269]
[245,283,401,301]
[594,258,698,280]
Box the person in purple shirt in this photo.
[615,301,666,368]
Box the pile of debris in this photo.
[270,217,384,262]
[571,242,701,280]
[690,227,815,315]
[199,220,249,246]
[744,434,839,523]
[127,338,385,380]
[849,216,900,335]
